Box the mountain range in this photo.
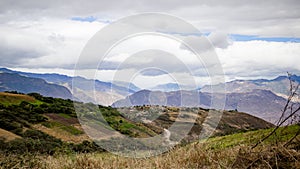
[0,73,73,99]
[200,75,300,101]
[1,67,299,124]
[0,68,139,105]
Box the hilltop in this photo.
[112,89,288,124]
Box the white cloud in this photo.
[217,41,300,79]
[208,32,232,49]
[0,18,105,68]
[1,1,300,88]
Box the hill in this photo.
[0,92,156,146]
[112,89,288,124]
[117,106,274,142]
[0,92,274,152]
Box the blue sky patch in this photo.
[229,34,300,43]
[71,16,97,22]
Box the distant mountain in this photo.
[212,89,287,123]
[112,90,210,107]
[200,75,300,101]
[112,81,141,92]
[112,89,288,124]
[0,73,72,99]
[0,68,136,105]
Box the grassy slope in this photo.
[205,124,299,149]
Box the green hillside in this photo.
[0,92,159,154]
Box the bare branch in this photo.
[252,73,300,149]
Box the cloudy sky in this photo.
[1,0,300,88]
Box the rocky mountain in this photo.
[0,68,137,105]
[113,89,288,124]
[0,73,73,99]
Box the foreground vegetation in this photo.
[0,125,299,169]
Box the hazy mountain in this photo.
[212,89,287,123]
[113,89,288,124]
[112,90,212,107]
[112,81,141,92]
[0,68,136,105]
[200,75,300,101]
[0,73,72,99]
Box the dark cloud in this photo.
[0,43,46,67]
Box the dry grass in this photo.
[2,142,299,169]
[33,124,90,144]
[0,128,21,142]
[1,139,299,169]
[0,144,240,169]
[1,126,299,169]
[0,92,37,105]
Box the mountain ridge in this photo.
[0,73,73,99]
[0,68,139,105]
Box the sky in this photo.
[1,0,300,88]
